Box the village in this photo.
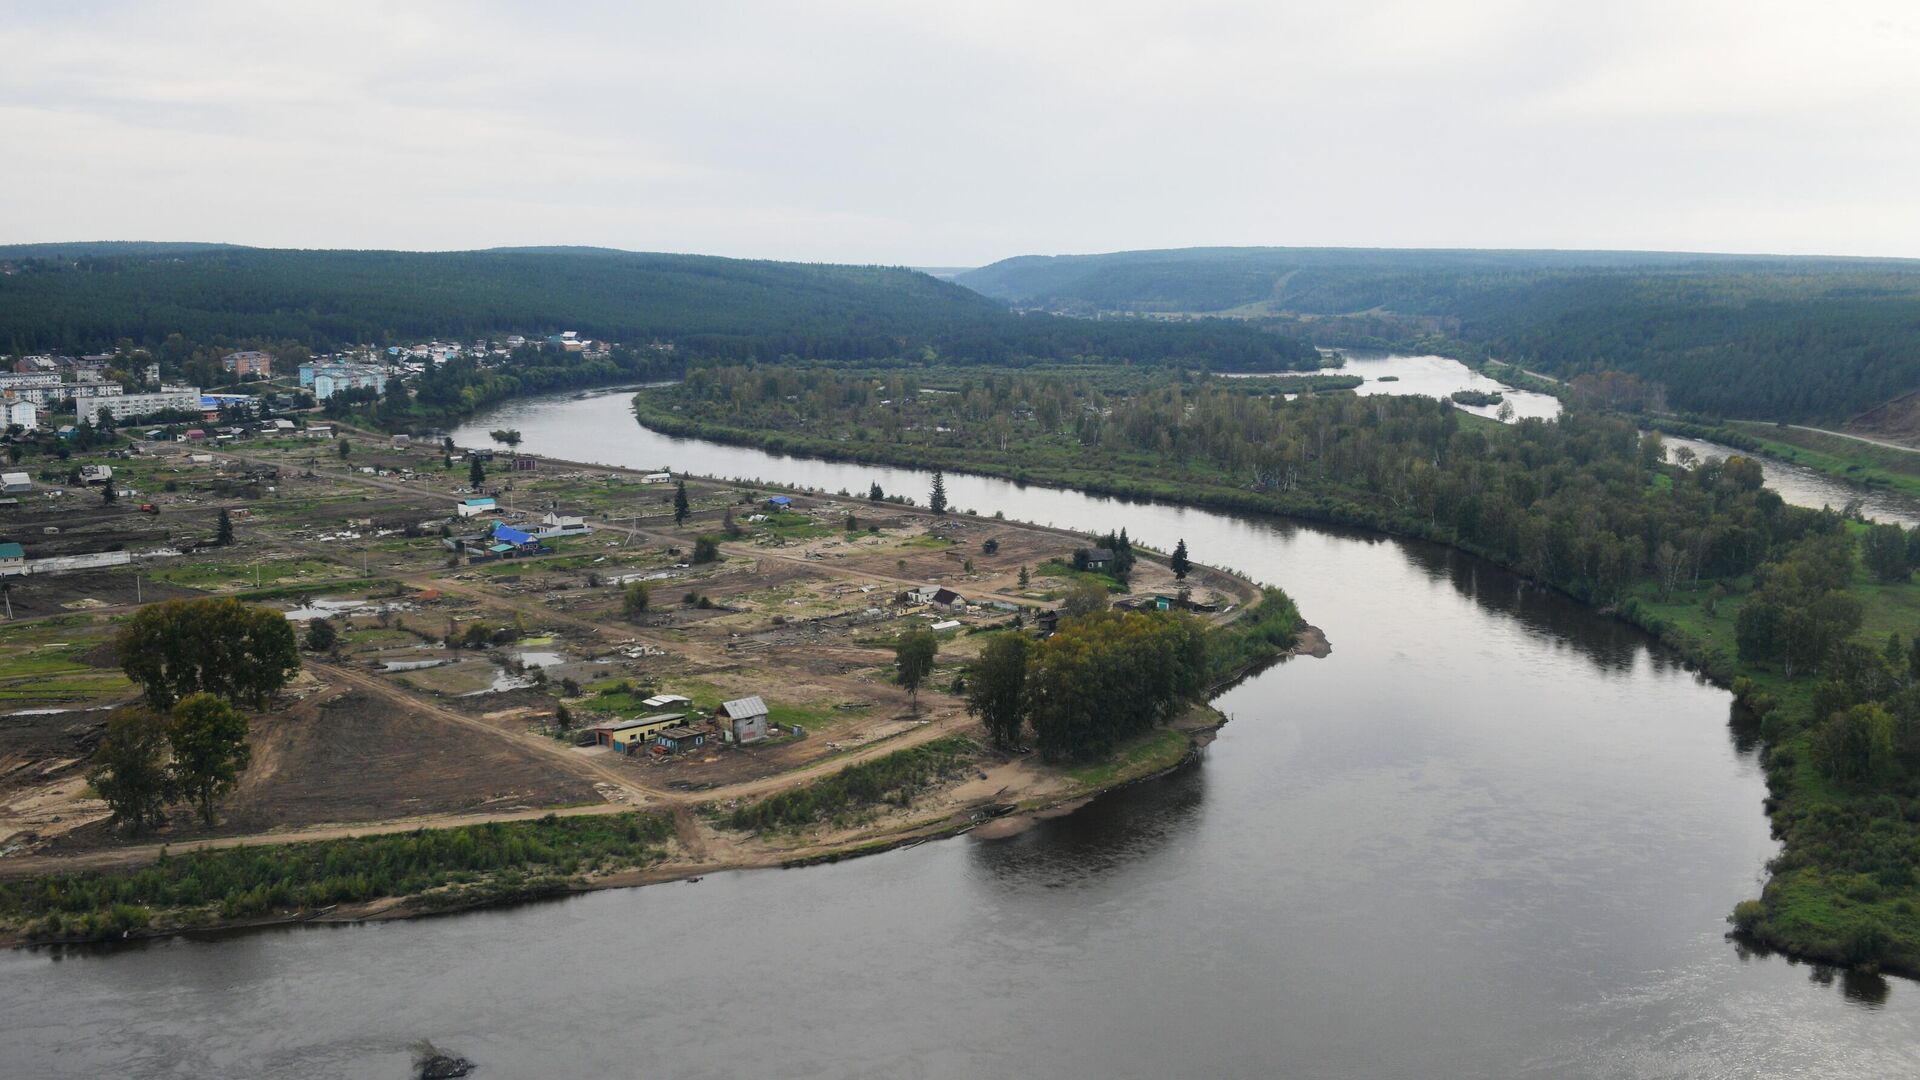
[0,418,1274,892]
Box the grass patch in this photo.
[1067,727,1192,789]
[723,736,977,831]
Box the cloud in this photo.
[1,0,1915,261]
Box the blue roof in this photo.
[767,495,791,505]
[492,524,535,545]
[462,497,494,506]
[0,543,23,560]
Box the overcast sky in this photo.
[3,1,1917,265]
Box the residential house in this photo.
[0,542,24,575]
[928,587,966,610]
[536,511,590,538]
[76,464,113,485]
[489,523,545,555]
[717,695,770,745]
[1081,548,1115,572]
[1,472,31,495]
[456,497,497,518]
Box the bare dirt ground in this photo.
[1845,392,1920,450]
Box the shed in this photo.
[766,495,792,509]
[641,693,694,710]
[717,695,770,745]
[655,726,708,754]
[456,497,496,518]
[0,472,31,494]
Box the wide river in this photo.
[7,361,1920,1078]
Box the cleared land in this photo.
[0,428,1297,936]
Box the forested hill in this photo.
[0,245,1317,371]
[956,247,1920,422]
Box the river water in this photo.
[6,366,1920,1078]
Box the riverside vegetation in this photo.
[635,364,1920,974]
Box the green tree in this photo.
[895,628,939,710]
[88,707,173,834]
[929,471,948,515]
[117,597,301,710]
[337,439,350,459]
[1864,523,1911,584]
[166,693,252,826]
[1061,577,1109,619]
[468,455,486,487]
[674,481,690,525]
[216,507,234,547]
[101,481,117,505]
[622,581,652,620]
[966,633,1031,747]
[303,617,337,652]
[1017,565,1030,589]
[868,482,884,502]
[1170,538,1191,580]
[691,535,721,564]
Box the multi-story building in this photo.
[222,350,273,377]
[1,396,37,432]
[298,362,387,399]
[85,386,203,422]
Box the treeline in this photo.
[0,246,1317,372]
[956,246,1920,422]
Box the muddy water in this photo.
[5,388,1920,1078]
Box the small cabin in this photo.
[654,726,707,754]
[717,695,770,745]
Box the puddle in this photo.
[513,651,568,669]
[381,659,450,672]
[284,598,413,622]
[460,667,537,695]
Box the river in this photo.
[5,368,1920,1078]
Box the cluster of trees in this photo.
[966,610,1210,761]
[89,694,252,830]
[88,598,304,832]
[117,598,302,710]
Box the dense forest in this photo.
[0,245,1317,372]
[955,247,1920,422]
[635,367,1920,972]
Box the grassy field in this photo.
[0,617,132,706]
[1730,422,1920,500]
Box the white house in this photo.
[456,497,497,518]
[1,472,32,494]
[641,471,673,484]
[536,511,591,538]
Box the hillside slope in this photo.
[0,246,1317,371]
[957,247,1920,421]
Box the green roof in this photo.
[0,543,23,560]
